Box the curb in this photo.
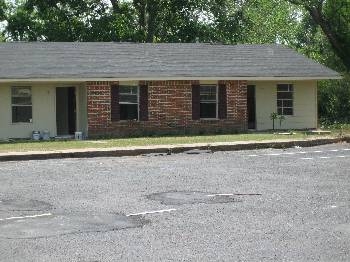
[0,137,349,162]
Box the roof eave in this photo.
[0,75,342,83]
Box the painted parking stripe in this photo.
[206,193,261,197]
[301,155,349,160]
[206,193,234,197]
[247,150,350,158]
[0,213,52,221]
[126,209,176,217]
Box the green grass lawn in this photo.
[0,131,341,153]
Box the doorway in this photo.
[247,85,256,129]
[56,87,76,136]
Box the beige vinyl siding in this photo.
[251,81,317,130]
[0,82,87,139]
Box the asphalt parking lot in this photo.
[0,143,349,261]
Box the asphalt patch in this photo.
[146,191,240,205]
[0,212,149,239]
[184,149,212,155]
[0,199,52,211]
[142,152,169,157]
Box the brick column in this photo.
[224,80,248,130]
[237,80,248,130]
[86,81,112,135]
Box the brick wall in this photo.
[86,81,112,134]
[86,80,247,137]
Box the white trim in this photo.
[0,76,342,83]
[277,83,294,116]
[11,86,33,124]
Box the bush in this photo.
[318,74,350,125]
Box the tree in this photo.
[5,0,137,41]
[287,0,350,72]
[0,0,5,21]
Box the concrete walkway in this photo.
[0,136,349,162]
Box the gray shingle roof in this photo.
[0,42,340,80]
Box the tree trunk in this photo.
[109,0,120,14]
[307,6,350,71]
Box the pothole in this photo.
[0,213,149,239]
[146,191,241,205]
[0,199,53,211]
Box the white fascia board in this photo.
[0,75,342,83]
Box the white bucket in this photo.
[75,131,83,140]
[32,131,40,140]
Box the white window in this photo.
[11,87,32,123]
[277,84,293,116]
[200,85,217,119]
[119,85,139,120]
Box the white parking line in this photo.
[0,213,52,221]
[206,193,261,196]
[301,155,349,160]
[126,209,176,217]
[247,149,350,159]
[206,193,234,197]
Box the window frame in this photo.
[11,86,33,124]
[119,85,139,121]
[199,84,218,120]
[277,83,294,116]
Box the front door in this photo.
[247,85,256,129]
[56,87,76,136]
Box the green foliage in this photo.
[318,74,350,125]
[270,112,278,130]
[5,0,137,41]
[0,0,6,21]
[289,0,350,125]
[241,0,301,45]
[278,115,286,128]
[287,0,350,72]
